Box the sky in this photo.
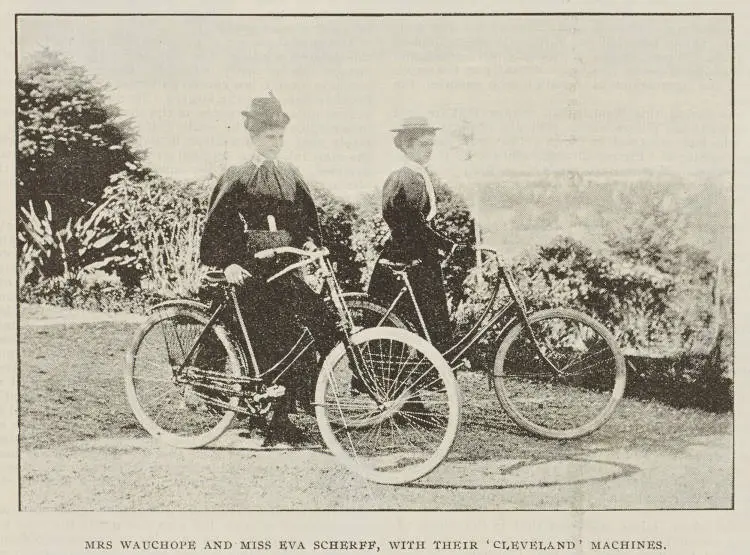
[17,15,732,199]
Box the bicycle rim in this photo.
[124,307,241,448]
[493,308,626,439]
[315,327,459,484]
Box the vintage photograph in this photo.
[15,13,732,513]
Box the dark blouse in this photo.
[200,160,321,270]
[381,166,452,259]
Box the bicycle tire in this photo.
[315,327,460,484]
[493,308,626,439]
[124,305,242,448]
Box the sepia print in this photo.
[6,4,742,553]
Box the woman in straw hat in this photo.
[367,117,455,354]
[200,93,337,446]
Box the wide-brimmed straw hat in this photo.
[241,92,290,127]
[390,116,441,133]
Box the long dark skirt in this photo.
[367,245,452,353]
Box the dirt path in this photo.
[20,428,731,511]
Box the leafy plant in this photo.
[101,174,209,293]
[18,199,134,283]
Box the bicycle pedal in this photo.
[451,357,472,373]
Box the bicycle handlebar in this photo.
[254,246,330,282]
[254,245,329,260]
[442,243,507,269]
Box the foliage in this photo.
[309,185,361,291]
[20,276,167,314]
[17,199,135,284]
[101,173,210,294]
[350,189,390,287]
[17,48,146,226]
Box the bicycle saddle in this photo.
[203,271,228,284]
[379,258,422,271]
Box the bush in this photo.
[625,348,733,413]
[309,185,361,291]
[20,276,168,314]
[101,173,209,294]
[17,48,147,227]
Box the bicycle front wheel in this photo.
[493,308,626,439]
[125,306,242,448]
[315,327,459,484]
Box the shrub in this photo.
[101,173,209,294]
[20,276,167,314]
[17,48,147,227]
[309,185,361,291]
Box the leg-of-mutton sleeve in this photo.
[288,163,323,246]
[200,166,248,269]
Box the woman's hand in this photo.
[224,263,252,285]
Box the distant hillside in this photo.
[457,171,731,261]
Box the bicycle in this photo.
[124,246,460,484]
[343,245,626,439]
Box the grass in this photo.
[20,320,148,449]
[19,314,731,462]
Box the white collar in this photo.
[250,151,278,167]
[403,156,429,178]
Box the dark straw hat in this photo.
[390,116,441,133]
[241,91,290,127]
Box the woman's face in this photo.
[250,127,285,160]
[403,133,435,166]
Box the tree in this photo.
[17,48,146,226]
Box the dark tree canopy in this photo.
[17,48,147,225]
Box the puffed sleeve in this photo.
[200,167,246,269]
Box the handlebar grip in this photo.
[254,249,277,259]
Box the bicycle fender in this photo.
[147,299,212,314]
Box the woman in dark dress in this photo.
[200,93,337,445]
[367,117,455,353]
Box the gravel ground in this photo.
[18,303,733,511]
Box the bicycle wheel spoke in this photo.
[126,309,240,448]
[316,328,459,484]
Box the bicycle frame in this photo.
[163,247,369,413]
[362,247,536,368]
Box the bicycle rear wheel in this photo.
[343,293,413,332]
[125,306,242,448]
[315,327,459,484]
[493,308,626,439]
